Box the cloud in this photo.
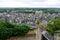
[0,0,60,8]
[0,0,29,7]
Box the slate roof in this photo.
[42,31,54,40]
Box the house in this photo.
[42,31,54,40]
[54,30,60,40]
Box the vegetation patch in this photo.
[0,20,30,40]
[46,18,60,35]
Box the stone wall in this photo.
[7,34,36,40]
[54,33,60,40]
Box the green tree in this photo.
[0,20,30,40]
[35,19,40,25]
[46,18,60,35]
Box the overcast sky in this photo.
[0,0,60,8]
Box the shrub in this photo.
[46,18,60,35]
[13,24,30,36]
[0,20,30,40]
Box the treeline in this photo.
[0,8,60,14]
[43,9,60,14]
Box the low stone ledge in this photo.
[6,29,36,40]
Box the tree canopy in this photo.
[46,18,60,35]
[0,20,30,40]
